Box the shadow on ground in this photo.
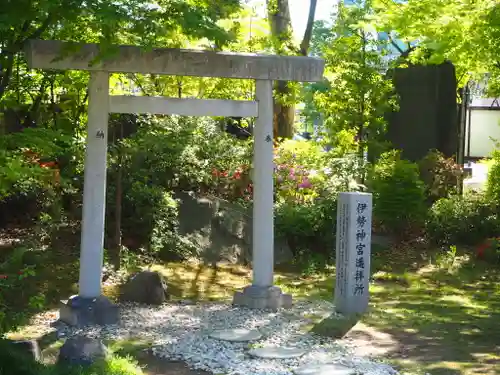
[302,245,500,375]
[151,244,500,375]
[5,233,500,375]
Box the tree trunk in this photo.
[273,81,295,138]
[112,122,123,270]
[268,0,318,139]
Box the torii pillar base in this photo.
[232,80,292,311]
[59,295,119,327]
[233,286,292,311]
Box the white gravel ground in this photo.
[57,300,399,375]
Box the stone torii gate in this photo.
[25,39,324,325]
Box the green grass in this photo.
[4,242,500,375]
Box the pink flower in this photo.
[298,178,312,189]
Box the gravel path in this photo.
[57,300,398,375]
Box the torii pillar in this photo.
[25,39,324,325]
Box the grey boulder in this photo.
[120,270,169,305]
[58,335,108,366]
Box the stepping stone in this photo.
[209,328,262,342]
[249,347,307,359]
[294,363,355,375]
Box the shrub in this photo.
[323,153,366,192]
[0,128,73,201]
[275,139,326,171]
[116,116,251,194]
[426,192,500,246]
[0,246,42,334]
[110,182,179,257]
[274,146,366,261]
[476,237,500,263]
[486,149,500,205]
[107,116,251,258]
[368,150,426,235]
[419,149,464,202]
[275,196,337,259]
[210,165,253,202]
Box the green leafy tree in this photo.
[0,0,246,268]
[0,0,242,104]
[300,20,333,133]
[118,4,270,101]
[374,0,500,93]
[313,0,396,157]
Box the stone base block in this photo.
[59,295,119,327]
[58,335,109,366]
[233,285,292,311]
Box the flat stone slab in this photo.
[209,328,262,342]
[294,364,355,375]
[249,347,307,359]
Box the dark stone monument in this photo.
[384,61,458,162]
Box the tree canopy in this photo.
[374,0,500,91]
[0,0,242,103]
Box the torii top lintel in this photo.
[25,40,325,82]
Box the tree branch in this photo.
[0,52,15,102]
[22,77,48,128]
[0,13,54,102]
[300,0,318,56]
[27,14,54,40]
[129,74,151,96]
[387,34,405,55]
[14,14,54,50]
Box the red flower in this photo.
[39,161,57,169]
[476,242,489,259]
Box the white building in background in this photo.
[463,76,500,160]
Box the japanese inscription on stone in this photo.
[334,192,372,315]
[354,201,368,297]
[335,199,349,298]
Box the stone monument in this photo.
[334,192,372,315]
